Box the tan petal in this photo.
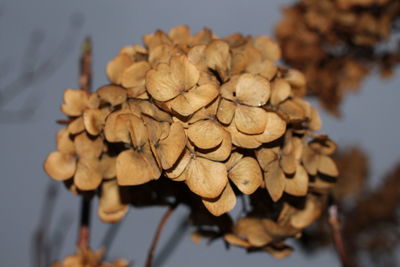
[231,46,261,75]
[190,28,214,46]
[226,123,261,149]
[187,45,206,71]
[184,157,228,198]
[280,153,296,175]
[235,105,267,134]
[98,180,128,223]
[229,157,262,194]
[271,78,291,105]
[290,196,322,229]
[225,152,243,171]
[204,40,231,82]
[264,161,286,202]
[83,108,109,136]
[74,132,103,159]
[168,25,191,45]
[254,112,286,144]
[318,155,339,177]
[188,120,223,149]
[216,99,236,125]
[148,44,177,67]
[106,53,134,84]
[256,147,279,171]
[121,61,150,89]
[157,122,187,169]
[302,146,319,176]
[202,183,236,216]
[135,100,172,122]
[236,73,270,106]
[246,59,277,80]
[165,148,191,180]
[263,243,293,259]
[284,69,306,90]
[253,36,281,61]
[170,55,200,91]
[57,128,75,154]
[171,83,219,116]
[99,154,116,179]
[67,117,85,135]
[116,147,159,186]
[74,158,102,190]
[103,110,131,143]
[224,234,251,248]
[284,165,308,196]
[196,128,232,161]
[145,64,181,101]
[61,89,89,116]
[44,151,76,181]
[220,75,239,101]
[309,107,322,131]
[234,218,272,247]
[97,85,127,106]
[279,100,306,122]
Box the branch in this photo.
[328,204,357,267]
[145,205,177,267]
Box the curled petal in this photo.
[285,165,308,196]
[236,73,270,106]
[202,183,236,216]
[44,151,76,181]
[217,99,236,125]
[74,158,102,191]
[229,157,263,195]
[264,161,285,202]
[157,122,187,169]
[188,120,224,149]
[235,105,267,134]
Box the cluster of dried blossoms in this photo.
[276,0,400,115]
[52,247,129,267]
[44,26,339,258]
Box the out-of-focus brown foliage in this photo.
[276,0,400,115]
[299,147,400,266]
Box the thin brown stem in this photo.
[145,205,177,267]
[79,37,92,93]
[328,204,357,267]
[77,196,92,249]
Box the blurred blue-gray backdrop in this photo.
[1,0,399,266]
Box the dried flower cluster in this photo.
[51,247,129,267]
[44,26,338,258]
[276,0,400,115]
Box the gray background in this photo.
[1,0,399,266]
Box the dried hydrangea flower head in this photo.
[51,247,129,267]
[276,0,400,115]
[44,25,339,258]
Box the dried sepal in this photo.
[44,151,76,181]
[229,157,263,195]
[202,183,236,216]
[61,89,89,116]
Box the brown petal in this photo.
[284,69,306,89]
[121,61,150,89]
[188,120,224,149]
[190,28,214,46]
[235,73,270,106]
[280,153,297,176]
[145,64,181,101]
[246,59,277,80]
[234,218,272,247]
[254,112,287,144]
[216,99,236,125]
[116,147,160,186]
[83,108,109,136]
[270,78,291,105]
[302,146,319,176]
[264,161,286,202]
[61,89,89,116]
[224,234,251,248]
[135,100,172,122]
[98,180,128,223]
[99,154,116,179]
[226,123,261,149]
[171,83,219,116]
[204,40,231,81]
[202,183,236,216]
[253,36,281,61]
[284,165,308,196]
[225,152,243,171]
[168,25,191,45]
[279,100,306,122]
[56,128,75,154]
[290,196,323,229]
[106,53,134,84]
[318,155,339,177]
[229,157,263,194]
[256,147,279,171]
[74,132,103,159]
[165,148,191,180]
[44,151,76,181]
[184,157,228,198]
[235,105,267,134]
[67,117,85,135]
[309,107,322,131]
[97,85,127,106]
[157,122,187,169]
[170,54,200,91]
[74,158,102,190]
[196,128,232,161]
